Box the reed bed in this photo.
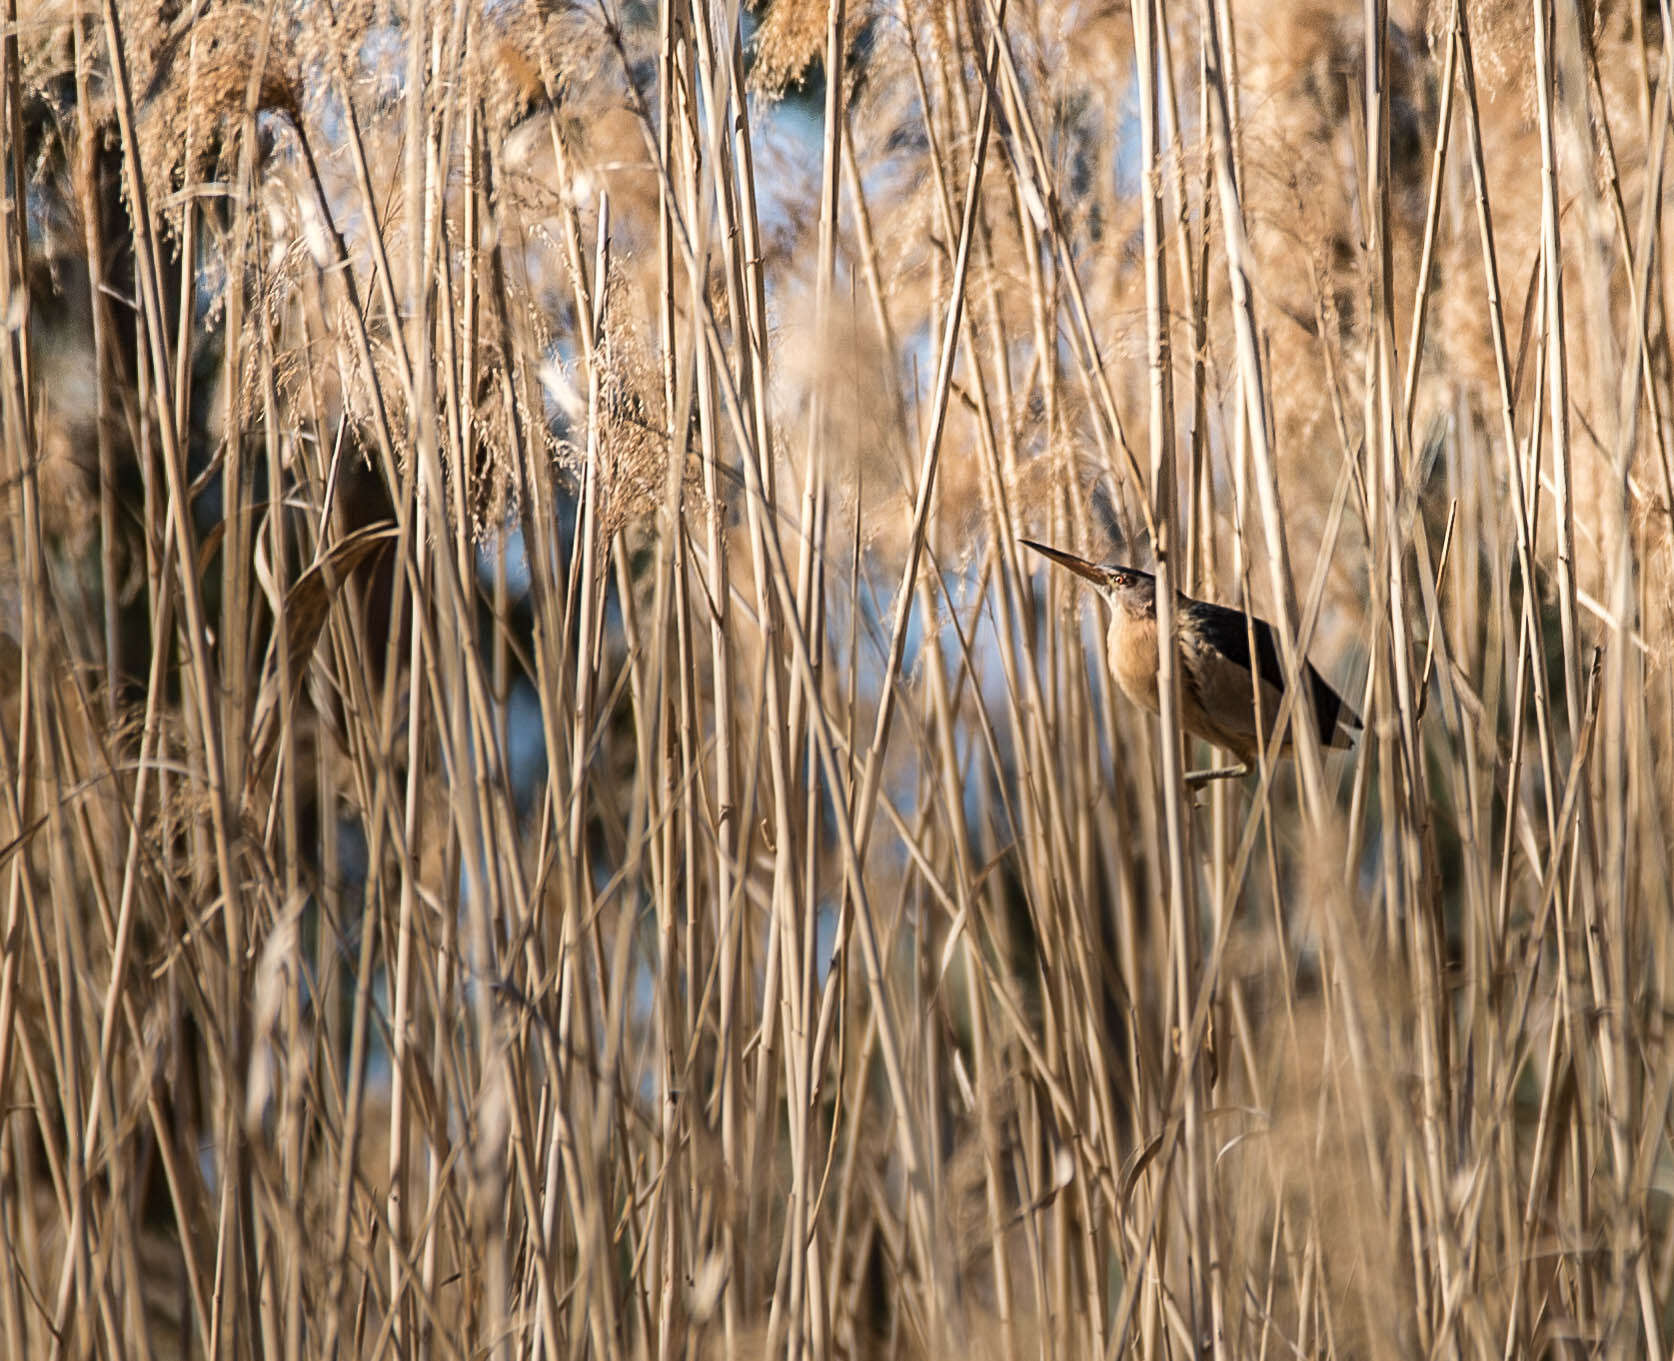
[2,0,1672,1355]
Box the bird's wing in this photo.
[1177,603,1283,752]
[1180,599,1280,688]
[1181,599,1361,747]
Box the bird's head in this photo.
[1020,540,1156,619]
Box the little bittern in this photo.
[1022,540,1362,783]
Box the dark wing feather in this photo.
[1180,598,1361,746]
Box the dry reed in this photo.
[2,0,1672,1356]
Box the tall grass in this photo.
[2,0,1673,1355]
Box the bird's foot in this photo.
[1184,763,1249,789]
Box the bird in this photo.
[1021,539,1362,784]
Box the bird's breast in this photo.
[1107,614,1161,713]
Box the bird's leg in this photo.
[1184,763,1249,788]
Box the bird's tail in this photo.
[1309,669,1363,750]
[1320,690,1363,750]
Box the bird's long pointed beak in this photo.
[1019,539,1107,585]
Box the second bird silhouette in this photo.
[1022,539,1362,785]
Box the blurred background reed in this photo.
[3,0,1673,1355]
